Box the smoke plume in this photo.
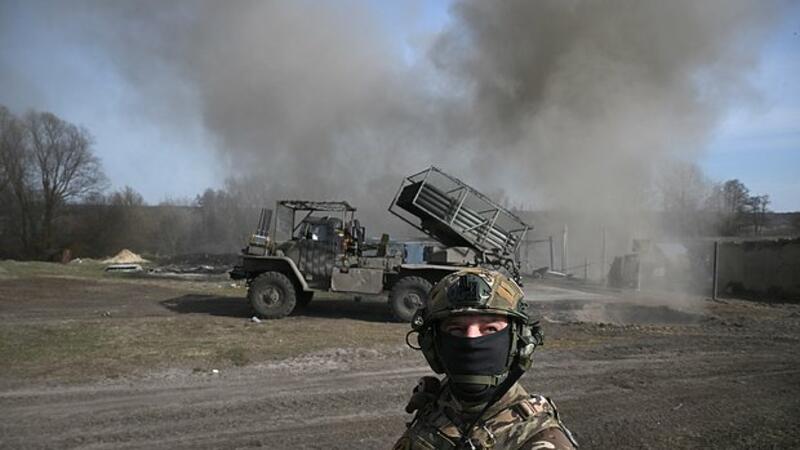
[2,0,787,237]
[433,0,782,211]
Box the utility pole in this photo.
[561,225,568,273]
[601,227,607,283]
[712,241,719,300]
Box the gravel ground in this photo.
[1,271,799,449]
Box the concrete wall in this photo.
[718,238,800,301]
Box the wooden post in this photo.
[548,236,554,271]
[561,225,568,273]
[601,227,607,283]
[712,241,719,300]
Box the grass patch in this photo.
[0,258,410,384]
[217,346,251,366]
[0,315,409,383]
[0,259,241,297]
[0,322,111,379]
[0,258,619,385]
[0,259,112,279]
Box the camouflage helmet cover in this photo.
[423,268,528,324]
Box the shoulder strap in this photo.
[512,395,579,448]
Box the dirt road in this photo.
[1,269,799,448]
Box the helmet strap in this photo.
[448,373,505,386]
[457,364,525,448]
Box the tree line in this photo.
[0,105,787,261]
[656,160,775,237]
[0,106,259,260]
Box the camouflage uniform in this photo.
[393,379,575,450]
[395,268,577,449]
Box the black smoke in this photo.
[1,0,787,235]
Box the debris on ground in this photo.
[69,257,98,264]
[143,254,239,278]
[546,270,570,278]
[148,264,222,275]
[104,264,143,273]
[103,249,149,264]
[158,253,239,269]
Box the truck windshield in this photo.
[296,221,333,242]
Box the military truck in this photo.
[230,166,531,321]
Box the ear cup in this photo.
[418,328,444,374]
[517,343,536,370]
[506,322,519,369]
[514,321,543,370]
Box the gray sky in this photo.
[1,0,798,211]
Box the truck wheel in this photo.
[248,272,297,319]
[389,276,432,322]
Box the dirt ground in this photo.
[1,263,799,449]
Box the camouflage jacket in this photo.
[393,379,577,450]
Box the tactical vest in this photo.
[396,384,569,450]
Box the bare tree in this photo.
[657,160,715,236]
[707,179,751,236]
[0,107,10,194]
[25,111,108,251]
[0,106,38,254]
[722,180,750,218]
[707,179,773,236]
[195,188,249,252]
[747,194,770,236]
[110,185,145,207]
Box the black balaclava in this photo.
[436,326,511,404]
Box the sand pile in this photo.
[103,249,149,264]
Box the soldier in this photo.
[393,268,577,450]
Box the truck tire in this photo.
[389,276,432,322]
[248,272,297,319]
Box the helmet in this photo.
[424,268,529,322]
[409,268,543,394]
